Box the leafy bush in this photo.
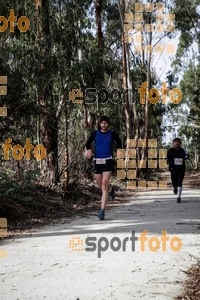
[0,168,41,202]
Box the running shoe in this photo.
[173,187,177,194]
[98,209,105,220]
[108,186,115,200]
[177,197,181,203]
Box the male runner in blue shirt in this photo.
[85,116,122,220]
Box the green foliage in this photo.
[0,0,199,191]
[173,0,200,68]
[0,168,40,202]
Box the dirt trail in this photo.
[0,173,199,299]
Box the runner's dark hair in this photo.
[99,115,110,125]
[173,138,182,143]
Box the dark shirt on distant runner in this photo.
[167,147,186,170]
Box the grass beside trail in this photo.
[176,261,200,300]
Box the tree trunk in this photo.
[63,99,69,191]
[96,0,103,49]
[35,0,59,185]
[121,0,132,141]
[139,9,153,176]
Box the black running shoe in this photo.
[98,209,105,220]
[108,186,115,200]
[174,187,177,195]
[177,197,181,203]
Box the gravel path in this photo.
[1,187,200,299]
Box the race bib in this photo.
[174,158,183,165]
[96,159,106,164]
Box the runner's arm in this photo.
[85,131,96,150]
[167,149,170,164]
[167,149,173,169]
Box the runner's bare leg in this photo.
[95,174,102,189]
[101,171,112,209]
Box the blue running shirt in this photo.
[86,130,122,159]
[94,130,112,158]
